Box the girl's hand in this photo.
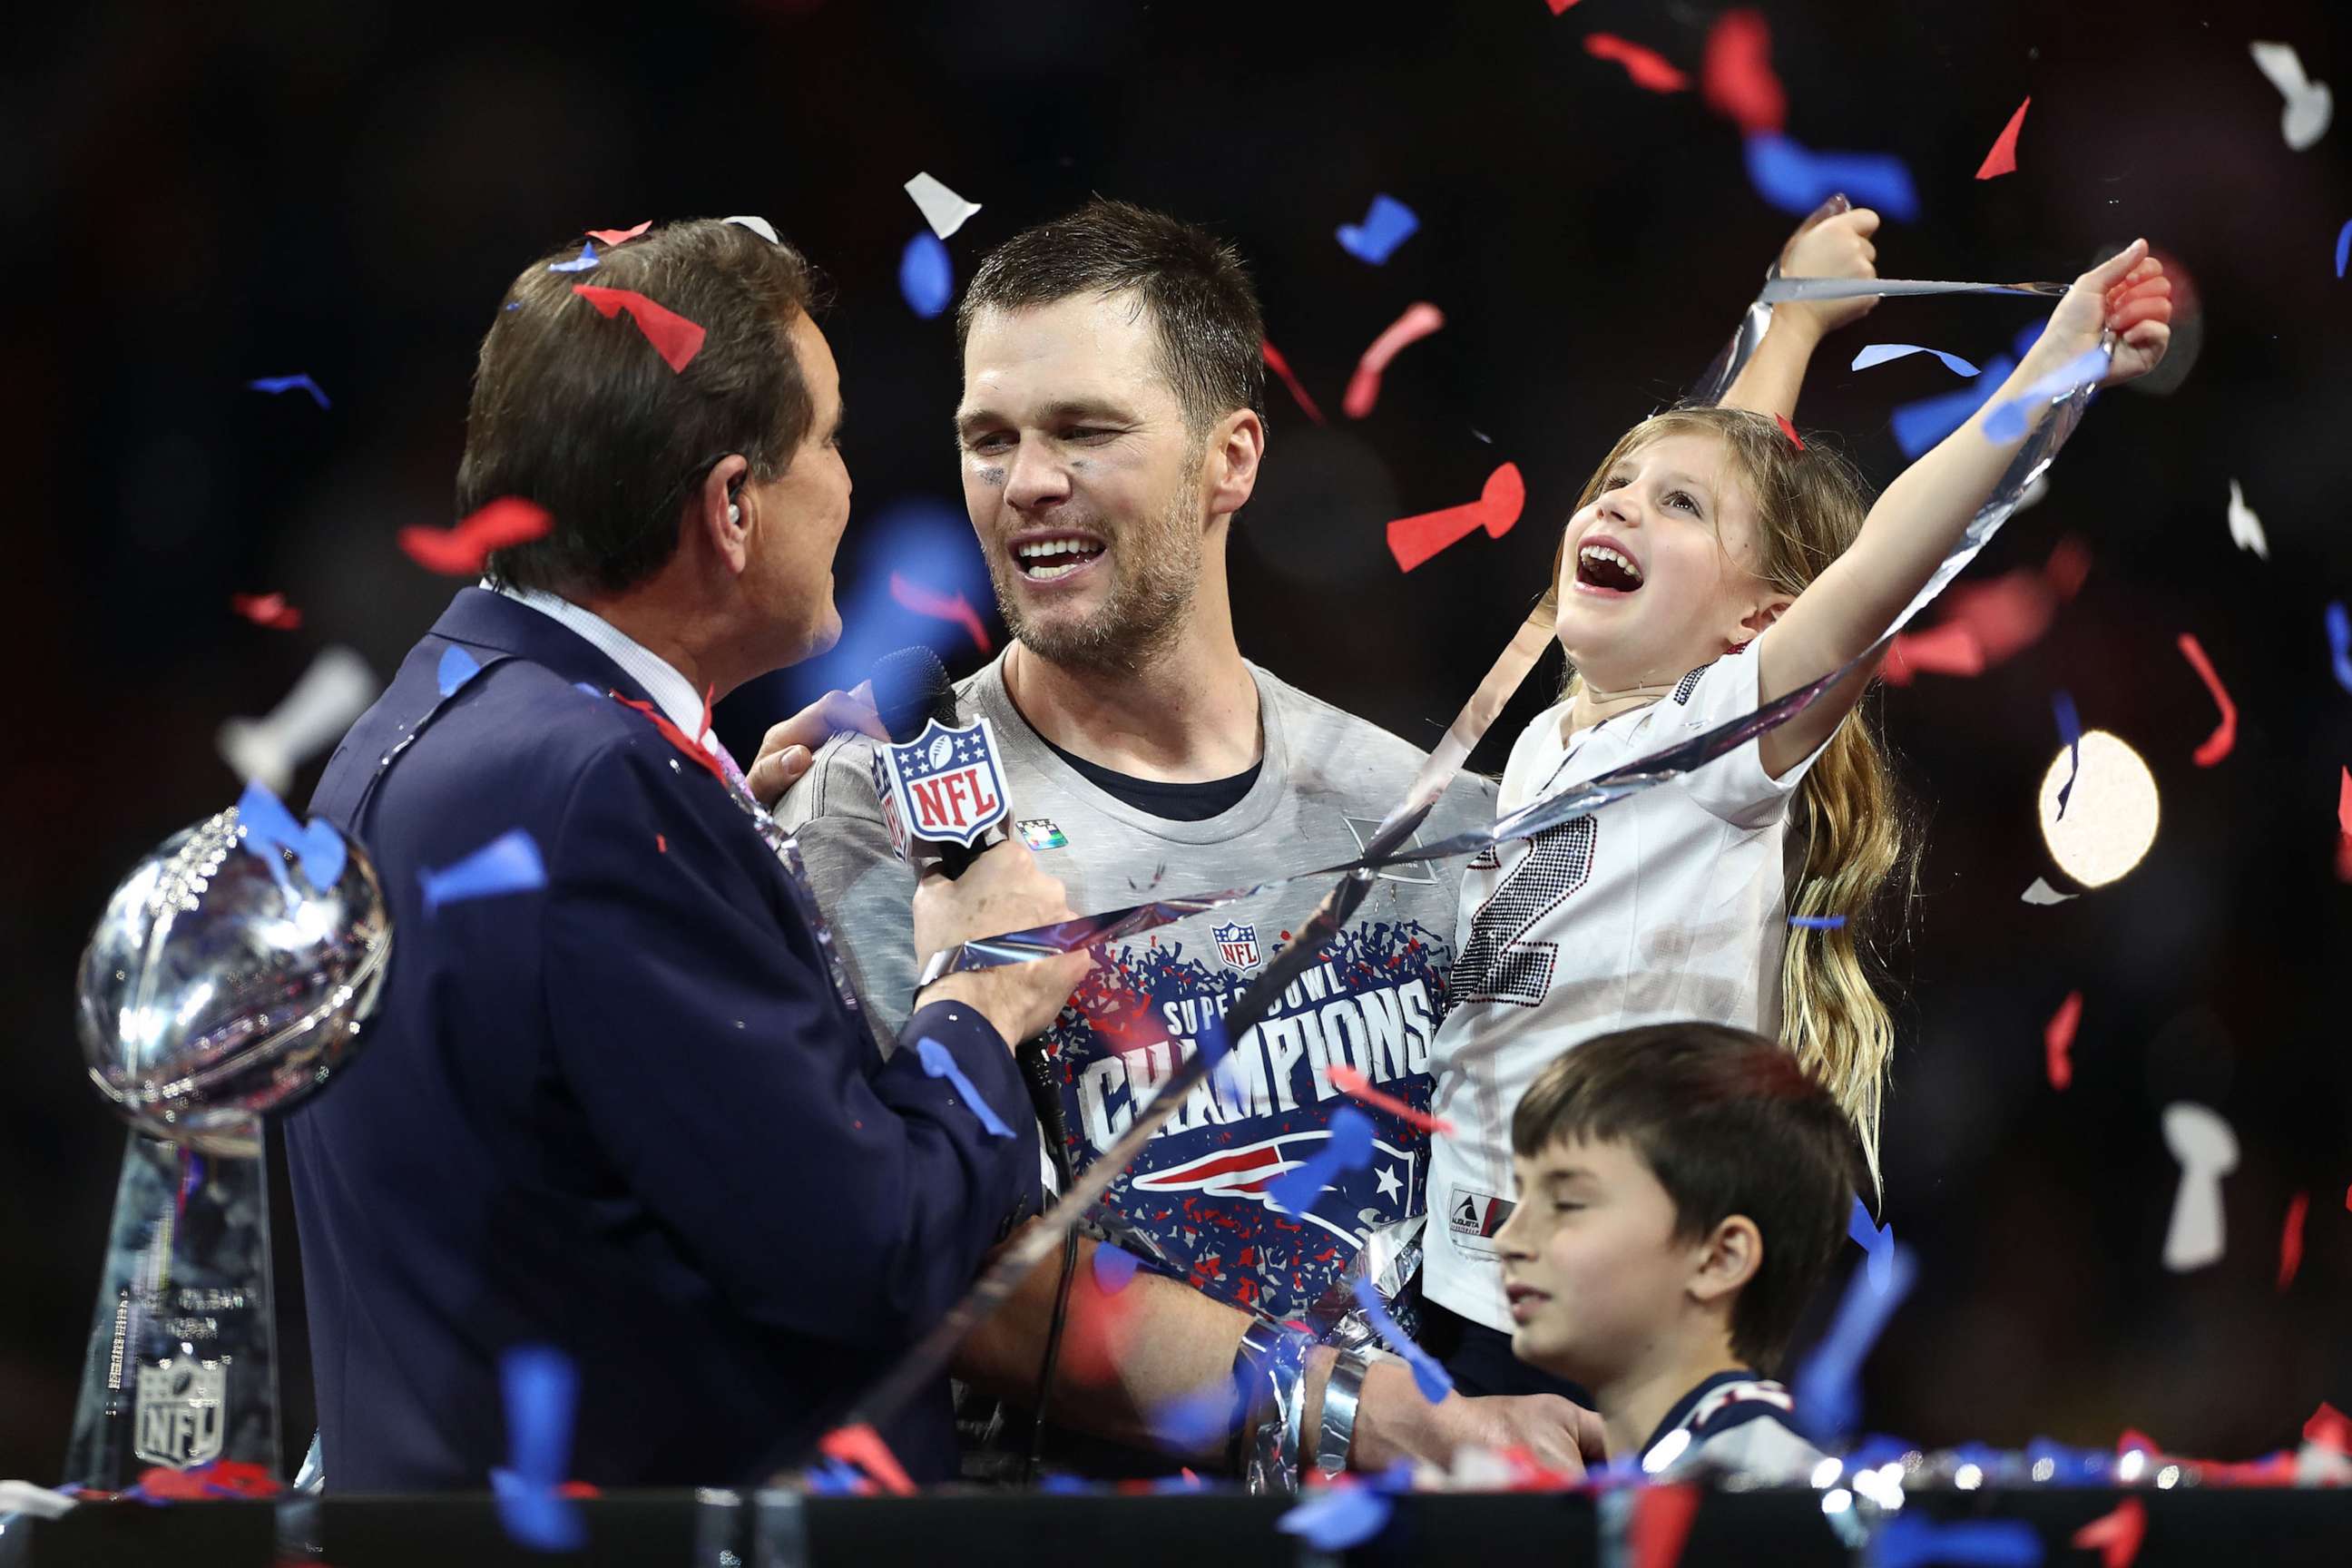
[2033,239,2174,389]
[1774,200,1883,337]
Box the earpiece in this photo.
[727,503,741,524]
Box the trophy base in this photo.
[64,1124,280,1489]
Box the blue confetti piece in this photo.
[1789,1240,1916,1446]
[421,828,547,915]
[1983,348,2109,443]
[247,374,330,410]
[548,242,601,274]
[1266,1107,1376,1217]
[915,1036,1016,1139]
[573,681,607,700]
[2326,603,2352,694]
[803,1457,869,1494]
[1194,1012,1232,1070]
[2336,220,2350,279]
[1851,343,1981,378]
[2052,691,2082,818]
[493,1345,585,1552]
[437,645,483,698]
[899,232,954,319]
[1038,1474,1093,1494]
[1789,915,1847,930]
[1847,1197,1894,1295]
[1743,132,1920,223]
[503,300,524,311]
[1350,1275,1455,1405]
[1092,1241,1142,1294]
[1890,358,2013,458]
[235,779,348,891]
[1279,1485,1394,1551]
[1869,1514,2043,1568]
[1336,193,1419,266]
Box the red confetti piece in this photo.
[2071,1496,2146,1568]
[2044,990,2082,1091]
[2305,1402,2352,1452]
[1261,338,1325,425]
[1328,1063,1457,1135]
[887,572,994,653]
[2278,1191,2309,1291]
[2175,633,2237,767]
[612,693,731,789]
[1976,97,2031,181]
[1631,1483,1701,1568]
[397,496,554,576]
[1880,538,2089,685]
[1700,10,1785,136]
[570,284,708,373]
[1881,622,1986,684]
[1342,302,1446,420]
[1387,462,1525,572]
[2338,767,2352,883]
[230,592,303,631]
[818,1423,916,1496]
[1775,413,1805,450]
[1545,0,1583,14]
[656,833,667,854]
[584,220,652,246]
[1584,34,1689,93]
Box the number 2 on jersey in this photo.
[1448,819,1597,1009]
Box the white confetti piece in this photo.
[2021,877,2076,906]
[2227,478,2269,560]
[723,215,779,244]
[904,172,982,240]
[217,645,379,795]
[2249,42,2333,152]
[2161,1102,2238,1272]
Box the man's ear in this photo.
[1688,1214,1762,1308]
[696,455,753,575]
[1204,408,1264,521]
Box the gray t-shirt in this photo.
[776,653,1494,1322]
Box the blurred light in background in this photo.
[2038,730,2160,887]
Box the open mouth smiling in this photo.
[1573,536,1644,596]
[1011,533,1107,583]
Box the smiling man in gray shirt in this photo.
[760,201,1598,1488]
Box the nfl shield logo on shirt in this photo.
[877,717,1011,849]
[1213,921,1261,973]
[134,1357,227,1468]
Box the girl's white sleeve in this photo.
[1652,632,1842,830]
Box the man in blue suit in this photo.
[285,218,1088,1493]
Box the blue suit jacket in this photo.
[285,589,1038,1492]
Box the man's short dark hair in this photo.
[461,219,823,596]
[956,199,1267,437]
[1511,1022,1854,1373]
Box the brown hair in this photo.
[1511,1021,1853,1372]
[462,219,824,596]
[956,199,1266,436]
[1547,407,1918,1191]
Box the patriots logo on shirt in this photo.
[877,717,1009,849]
[1132,1126,1415,1226]
[1212,921,1260,972]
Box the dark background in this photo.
[9,0,2351,1482]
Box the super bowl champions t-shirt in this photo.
[1423,635,1838,1333]
[778,654,1494,1323]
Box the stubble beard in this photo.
[992,483,1202,678]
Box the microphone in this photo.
[869,645,994,879]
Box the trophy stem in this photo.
[64,1122,280,1489]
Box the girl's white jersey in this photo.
[1423,635,1836,1331]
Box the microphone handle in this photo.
[921,836,982,880]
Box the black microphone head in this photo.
[870,645,957,742]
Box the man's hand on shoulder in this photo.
[746,682,887,807]
[912,836,1093,1046]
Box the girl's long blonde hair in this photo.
[1543,406,1918,1191]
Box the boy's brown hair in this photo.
[1511,1021,1853,1371]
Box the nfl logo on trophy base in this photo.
[876,717,1012,853]
[135,1357,228,1468]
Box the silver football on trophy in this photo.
[74,799,393,1156]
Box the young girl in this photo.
[1421,240,2172,1398]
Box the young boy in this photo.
[1491,1022,1853,1481]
